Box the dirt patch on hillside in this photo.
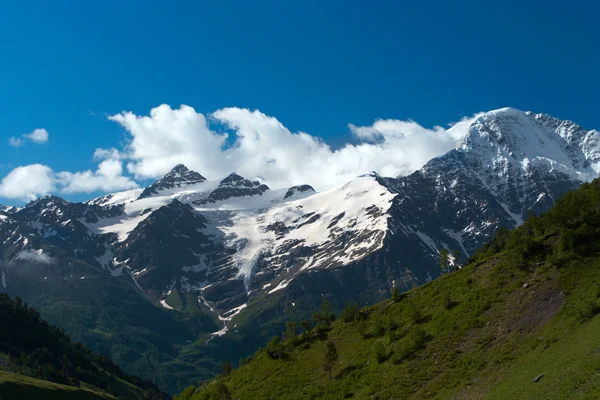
[508,287,565,335]
[451,281,566,400]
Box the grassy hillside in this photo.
[0,293,168,400]
[178,179,600,400]
[0,371,115,400]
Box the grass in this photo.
[0,371,114,400]
[166,288,185,311]
[180,233,600,399]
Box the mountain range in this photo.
[1,107,598,393]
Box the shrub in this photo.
[405,299,422,324]
[373,341,388,364]
[372,315,385,337]
[393,326,426,364]
[441,291,451,310]
[341,302,360,322]
[357,320,369,339]
[266,336,286,359]
[385,314,398,331]
[575,298,600,322]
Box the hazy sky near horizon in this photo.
[1,0,599,204]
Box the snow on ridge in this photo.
[222,174,396,281]
[461,108,600,180]
[87,188,143,206]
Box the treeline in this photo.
[0,293,167,399]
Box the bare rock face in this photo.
[138,164,207,199]
[193,173,269,205]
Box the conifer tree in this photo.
[324,340,338,380]
[391,286,400,302]
[439,248,449,274]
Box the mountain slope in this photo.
[0,371,114,400]
[180,178,600,400]
[0,293,168,399]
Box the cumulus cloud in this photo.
[57,150,138,194]
[108,104,227,179]
[0,164,56,201]
[108,104,482,190]
[9,128,49,147]
[0,158,137,201]
[26,128,49,143]
[15,249,55,265]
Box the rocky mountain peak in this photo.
[456,108,600,178]
[193,173,270,205]
[24,194,70,210]
[220,172,245,184]
[283,185,315,200]
[138,164,207,199]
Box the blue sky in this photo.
[1,0,599,205]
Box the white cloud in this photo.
[8,128,49,147]
[108,104,227,179]
[15,249,55,265]
[57,156,138,194]
[0,164,56,201]
[109,104,482,190]
[8,137,23,147]
[0,157,137,200]
[25,128,49,143]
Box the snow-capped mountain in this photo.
[1,107,598,332]
[138,164,207,199]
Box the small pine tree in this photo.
[285,321,298,341]
[324,340,338,380]
[214,382,232,400]
[313,299,336,327]
[266,336,283,359]
[341,302,359,322]
[300,320,311,333]
[452,248,461,272]
[391,286,400,302]
[219,360,232,377]
[439,248,449,274]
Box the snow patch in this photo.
[160,299,174,310]
[268,279,291,294]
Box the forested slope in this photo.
[0,293,168,400]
